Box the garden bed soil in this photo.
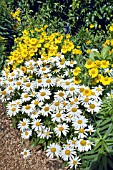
[0,102,67,170]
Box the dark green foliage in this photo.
[80,100,113,170]
[19,0,113,34]
[0,0,17,72]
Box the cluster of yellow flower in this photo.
[11,8,21,22]
[85,59,113,86]
[7,26,82,69]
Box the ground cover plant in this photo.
[1,1,113,170]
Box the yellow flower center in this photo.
[51,148,56,153]
[72,140,76,144]
[79,128,84,133]
[9,86,12,90]
[65,150,70,155]
[38,79,42,83]
[11,108,16,112]
[33,111,37,115]
[36,122,40,126]
[24,151,27,155]
[59,126,64,131]
[65,81,70,85]
[25,105,30,110]
[34,101,39,105]
[74,98,78,102]
[97,87,101,91]
[2,90,6,95]
[25,131,29,135]
[56,113,61,117]
[89,104,95,109]
[63,102,67,106]
[59,92,64,97]
[22,122,26,126]
[11,73,15,76]
[46,79,51,83]
[70,101,74,105]
[71,107,77,112]
[16,81,21,85]
[40,92,46,96]
[70,87,75,91]
[26,83,31,87]
[44,107,49,111]
[24,94,28,98]
[73,160,77,165]
[8,78,13,82]
[55,102,59,106]
[84,97,89,102]
[68,115,72,119]
[78,120,82,124]
[80,88,84,92]
[80,140,86,146]
[42,67,46,71]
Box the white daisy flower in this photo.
[79,96,92,106]
[5,85,15,95]
[41,104,52,116]
[77,139,92,152]
[69,105,82,117]
[14,79,23,90]
[67,137,78,148]
[21,93,31,102]
[61,145,76,161]
[21,148,30,158]
[92,85,104,96]
[51,110,66,122]
[56,60,66,69]
[37,88,51,101]
[18,118,30,132]
[42,78,56,87]
[6,104,20,117]
[85,101,102,114]
[30,110,41,119]
[37,126,46,139]
[65,113,73,123]
[68,156,81,169]
[21,81,35,92]
[35,78,43,88]
[46,143,61,159]
[54,123,69,137]
[22,104,34,115]
[50,100,63,111]
[38,66,50,75]
[54,90,67,101]
[31,99,43,108]
[86,125,95,135]
[25,59,36,67]
[67,84,79,97]
[44,127,53,139]
[75,128,88,139]
[21,129,32,139]
[31,119,43,131]
[72,116,88,130]
[65,60,77,67]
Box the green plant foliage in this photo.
[80,100,113,170]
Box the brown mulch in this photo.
[0,102,67,170]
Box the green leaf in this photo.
[94,141,102,151]
[101,46,110,59]
[105,123,113,137]
[97,119,111,127]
